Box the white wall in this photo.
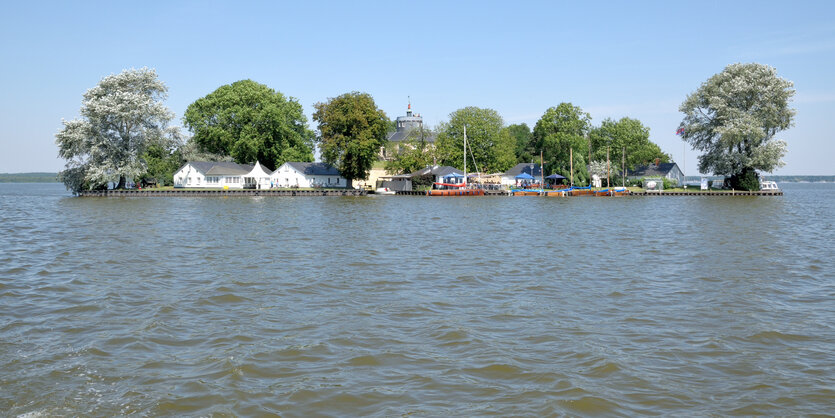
[173,163,243,188]
[269,163,346,188]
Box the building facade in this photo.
[270,162,347,188]
[380,102,436,160]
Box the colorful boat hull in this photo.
[427,189,485,196]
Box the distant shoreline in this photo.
[0,173,59,183]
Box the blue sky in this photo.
[2,0,834,175]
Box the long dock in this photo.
[77,188,782,197]
[78,189,367,197]
[637,190,783,196]
[394,189,783,197]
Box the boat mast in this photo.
[463,125,467,187]
[570,147,574,187]
[544,149,545,196]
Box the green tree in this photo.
[679,63,795,190]
[56,67,179,192]
[533,103,591,185]
[183,80,314,170]
[313,92,390,183]
[436,107,516,173]
[589,117,670,173]
[139,144,183,186]
[505,123,535,164]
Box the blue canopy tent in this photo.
[545,173,567,188]
[515,172,535,188]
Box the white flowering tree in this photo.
[679,63,795,190]
[56,68,180,192]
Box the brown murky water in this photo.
[1,183,833,416]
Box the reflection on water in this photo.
[1,183,833,415]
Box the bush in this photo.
[662,177,678,189]
[726,167,760,191]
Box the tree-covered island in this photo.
[54,63,794,193]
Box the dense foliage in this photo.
[138,144,183,186]
[313,92,390,182]
[533,103,591,186]
[435,107,516,174]
[679,63,795,190]
[589,117,670,173]
[505,123,535,164]
[184,80,314,170]
[55,68,179,192]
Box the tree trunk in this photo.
[116,175,126,189]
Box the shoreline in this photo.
[75,188,783,197]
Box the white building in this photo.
[173,161,273,189]
[270,162,347,188]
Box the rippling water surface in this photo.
[1,183,833,416]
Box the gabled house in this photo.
[628,161,685,187]
[501,163,543,186]
[407,165,464,184]
[174,161,255,189]
[270,162,347,188]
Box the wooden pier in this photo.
[393,190,510,196]
[637,190,783,196]
[78,189,367,197]
[79,188,781,198]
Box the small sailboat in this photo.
[428,126,484,196]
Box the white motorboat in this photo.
[760,181,779,191]
[375,187,396,195]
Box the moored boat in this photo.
[375,187,396,195]
[428,188,484,196]
[428,125,484,197]
[510,189,541,196]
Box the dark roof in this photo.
[286,162,342,176]
[504,163,543,177]
[629,162,680,177]
[407,165,464,178]
[249,161,274,175]
[387,128,436,143]
[183,161,254,175]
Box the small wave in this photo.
[746,330,813,343]
[584,362,621,377]
[204,293,250,304]
[557,395,619,414]
[465,363,524,379]
[346,354,383,366]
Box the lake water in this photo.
[1,183,833,416]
